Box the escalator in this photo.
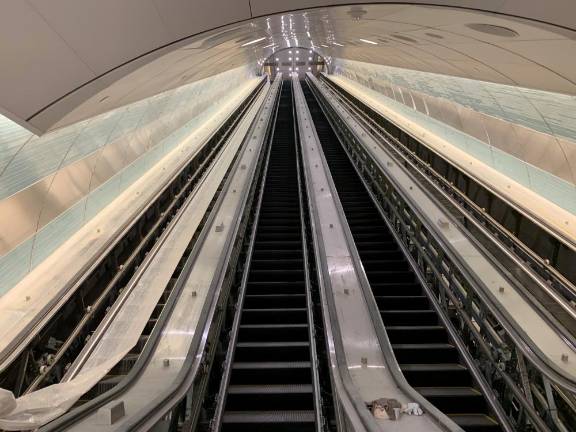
[301,80,503,432]
[219,81,318,432]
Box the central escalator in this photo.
[220,81,317,431]
[301,80,502,432]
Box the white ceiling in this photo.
[1,1,575,134]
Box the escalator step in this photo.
[392,343,459,363]
[226,384,314,411]
[238,323,309,342]
[381,310,438,325]
[240,308,308,324]
[386,325,447,343]
[375,295,429,310]
[250,259,304,270]
[244,294,307,309]
[231,361,312,384]
[301,79,501,432]
[449,414,501,432]
[401,363,471,387]
[222,410,315,432]
[246,281,306,295]
[370,282,422,296]
[248,269,305,281]
[234,342,310,362]
[228,384,314,394]
[417,387,487,414]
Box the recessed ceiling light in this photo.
[276,67,280,71]
[308,67,311,70]
[289,50,293,54]
[309,50,312,53]
[289,67,293,71]
[289,57,292,61]
[359,38,378,45]
[241,37,266,47]
[275,57,279,61]
[308,57,312,61]
[296,57,299,61]
[296,50,300,54]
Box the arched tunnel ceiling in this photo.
[1,1,575,134]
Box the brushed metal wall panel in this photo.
[0,65,257,295]
[336,59,576,190]
[117,135,142,169]
[91,140,127,189]
[423,95,447,124]
[557,138,576,185]
[481,115,522,158]
[412,92,427,114]
[438,98,464,132]
[37,153,95,229]
[514,125,572,183]
[0,174,54,255]
[457,104,489,143]
[31,197,86,269]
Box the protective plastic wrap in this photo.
[0,79,263,431]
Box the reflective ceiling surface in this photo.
[1,2,575,133]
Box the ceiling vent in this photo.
[466,23,519,37]
[392,34,417,43]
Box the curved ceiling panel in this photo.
[0,1,574,133]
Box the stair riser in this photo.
[230,367,312,385]
[234,345,310,362]
[226,392,314,411]
[241,310,308,325]
[238,326,309,342]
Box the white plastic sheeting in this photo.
[0,80,266,431]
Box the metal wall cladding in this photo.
[0,174,54,252]
[37,156,94,229]
[334,59,576,178]
[334,60,576,215]
[456,105,489,143]
[0,66,254,294]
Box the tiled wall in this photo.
[333,59,576,213]
[0,66,255,294]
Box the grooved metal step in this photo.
[221,81,317,432]
[301,79,502,432]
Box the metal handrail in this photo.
[316,74,576,384]
[119,77,283,432]
[302,76,472,432]
[319,75,576,319]
[294,75,382,432]
[304,74,513,432]
[0,78,267,389]
[41,78,281,432]
[291,78,326,432]
[309,74,575,432]
[209,80,282,431]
